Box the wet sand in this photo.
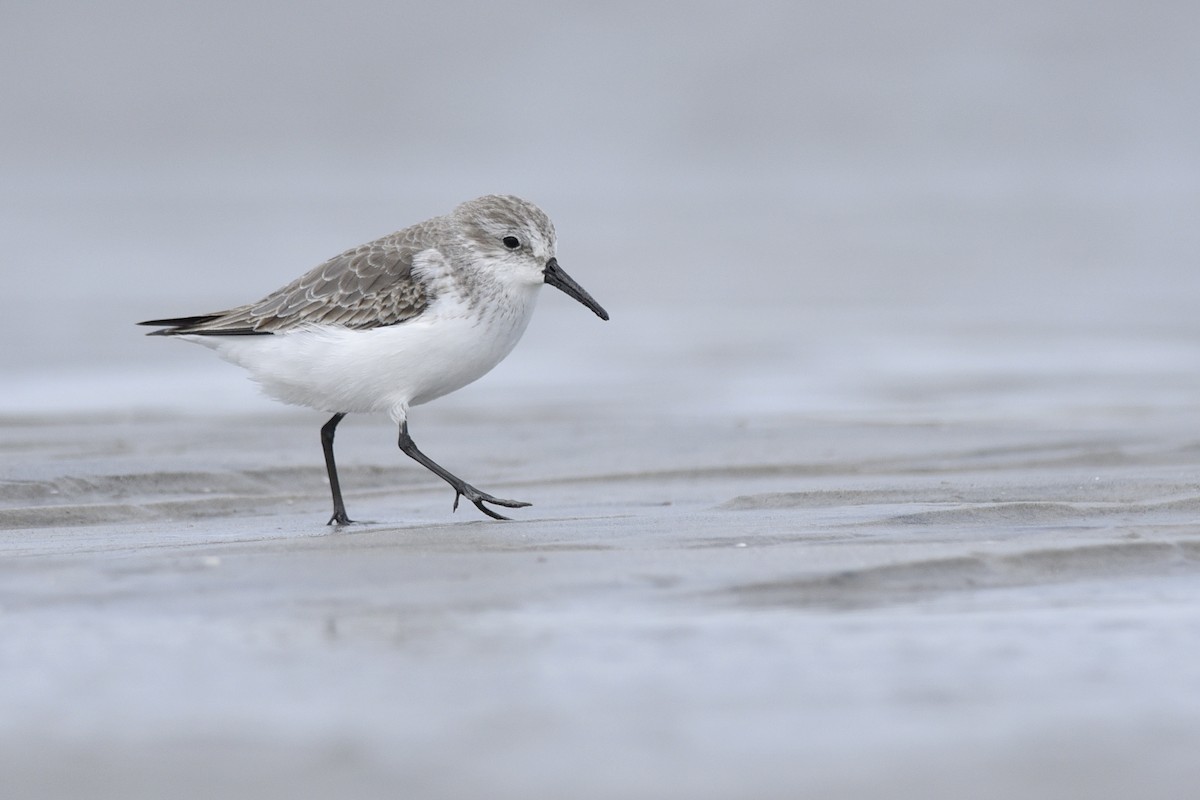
[4,400,1200,799]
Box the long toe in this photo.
[459,488,531,520]
[472,500,513,521]
[483,495,532,509]
[328,512,357,526]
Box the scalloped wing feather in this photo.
[140,226,437,336]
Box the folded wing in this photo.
[139,230,433,336]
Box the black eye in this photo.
[502,236,521,250]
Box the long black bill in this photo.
[543,258,609,321]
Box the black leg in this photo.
[322,413,354,525]
[397,420,530,520]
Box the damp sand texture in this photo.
[4,407,1200,800]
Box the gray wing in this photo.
[141,230,434,335]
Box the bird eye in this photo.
[502,236,521,250]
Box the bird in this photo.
[139,194,608,525]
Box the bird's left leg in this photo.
[321,412,355,525]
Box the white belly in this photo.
[190,289,540,422]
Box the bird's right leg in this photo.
[397,421,530,520]
[321,413,355,525]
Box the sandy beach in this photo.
[5,385,1200,799]
[4,2,1200,797]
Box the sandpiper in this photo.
[140,194,608,524]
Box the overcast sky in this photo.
[4,0,1198,193]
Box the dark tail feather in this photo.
[139,315,222,326]
[137,315,266,336]
[138,315,223,336]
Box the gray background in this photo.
[4,0,1199,417]
[4,3,1200,799]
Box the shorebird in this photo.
[140,194,608,524]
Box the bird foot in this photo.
[452,485,532,520]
